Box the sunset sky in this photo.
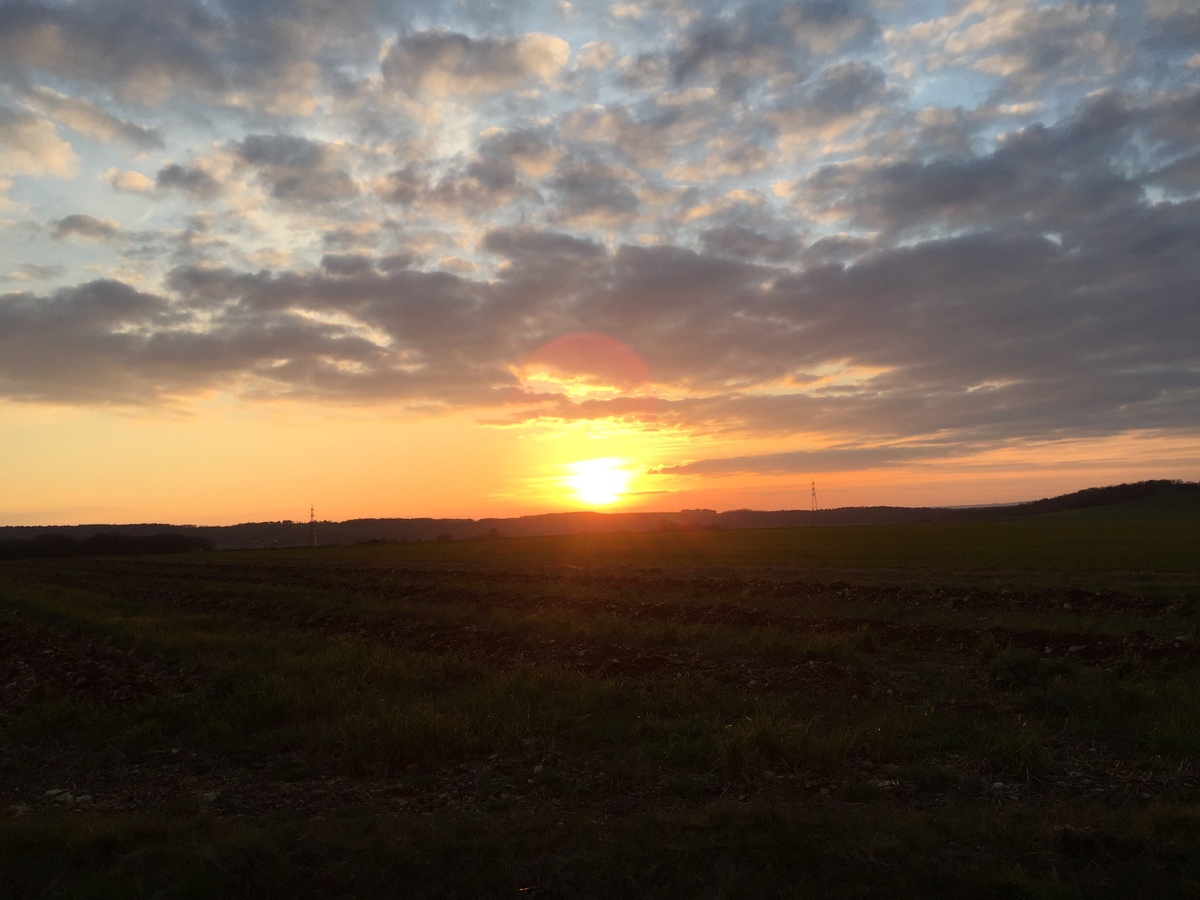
[2,0,1198,526]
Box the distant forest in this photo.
[0,531,213,561]
[1,480,1195,555]
[938,479,1200,520]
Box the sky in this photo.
[1,0,1198,526]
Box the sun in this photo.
[566,458,631,506]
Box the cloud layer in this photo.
[2,0,1198,478]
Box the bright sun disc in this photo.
[566,458,631,506]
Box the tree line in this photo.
[0,532,213,560]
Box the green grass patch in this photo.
[264,517,1200,587]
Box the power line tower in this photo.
[309,505,317,547]
[811,479,817,513]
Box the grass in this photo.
[1045,490,1200,521]
[343,516,1200,568]
[2,517,1200,896]
[234,516,1200,594]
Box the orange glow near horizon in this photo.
[1,396,1197,526]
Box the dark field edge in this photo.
[3,803,1199,899]
[235,518,1200,594]
[5,517,1200,596]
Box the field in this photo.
[3,518,1200,897]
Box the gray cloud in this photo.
[428,156,528,212]
[323,226,379,251]
[669,0,877,95]
[549,159,639,221]
[483,226,604,261]
[377,128,555,214]
[652,443,963,477]
[320,253,375,278]
[885,0,1131,107]
[6,262,64,282]
[0,0,395,112]
[800,89,1157,239]
[616,53,670,93]
[558,104,654,165]
[4,193,1199,450]
[20,86,163,148]
[156,163,221,199]
[381,29,568,96]
[804,60,886,115]
[234,134,358,204]
[377,163,425,205]
[0,1,226,105]
[52,214,123,242]
[700,225,798,262]
[478,126,559,175]
[1144,2,1200,57]
[769,58,891,143]
[0,280,172,402]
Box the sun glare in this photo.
[566,458,631,506]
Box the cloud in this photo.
[1150,152,1200,195]
[0,280,171,402]
[376,163,425,206]
[669,0,877,96]
[610,4,645,21]
[549,159,640,222]
[1145,0,1200,56]
[652,443,959,476]
[0,1,225,106]
[52,214,123,242]
[667,130,777,181]
[0,108,78,178]
[320,253,376,278]
[479,127,560,178]
[798,89,1155,238]
[424,128,565,215]
[0,0,1197,472]
[5,262,64,283]
[0,0,378,113]
[700,225,798,262]
[322,222,380,251]
[233,134,358,205]
[770,59,891,148]
[381,29,569,97]
[2,194,1198,450]
[887,0,1127,100]
[20,86,162,148]
[427,156,529,213]
[483,225,605,261]
[156,163,221,200]
[784,0,879,56]
[104,168,157,196]
[375,129,559,216]
[577,40,616,70]
[0,274,412,404]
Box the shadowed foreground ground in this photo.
[2,521,1199,897]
